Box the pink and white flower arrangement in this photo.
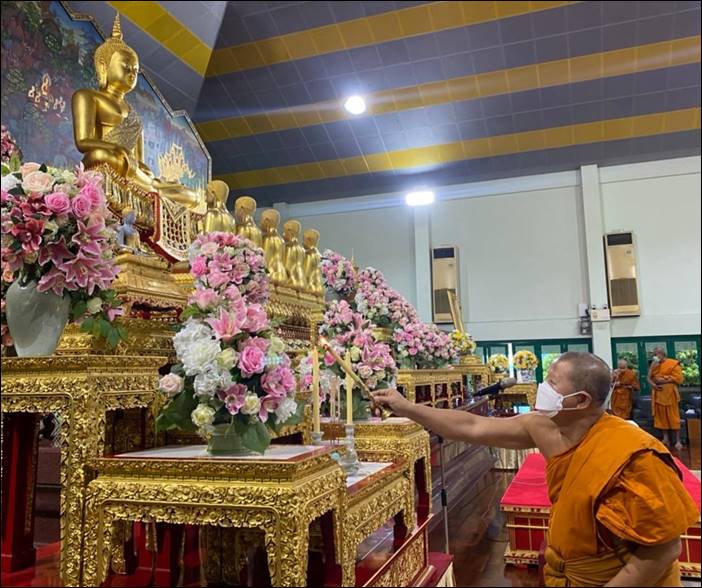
[1,161,126,348]
[392,321,457,369]
[1,125,21,166]
[320,249,357,296]
[157,232,300,454]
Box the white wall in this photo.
[293,206,417,307]
[601,165,701,337]
[429,186,588,341]
[279,156,701,343]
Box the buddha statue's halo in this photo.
[94,14,138,89]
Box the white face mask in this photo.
[535,380,590,418]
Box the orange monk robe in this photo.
[610,368,639,419]
[650,359,684,430]
[544,414,698,587]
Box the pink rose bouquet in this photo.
[392,321,457,369]
[320,249,357,296]
[157,232,300,454]
[1,161,126,348]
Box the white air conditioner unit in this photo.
[604,231,640,317]
[431,245,459,324]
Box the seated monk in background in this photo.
[648,347,684,451]
[610,359,640,420]
[375,352,698,587]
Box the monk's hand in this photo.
[373,388,412,416]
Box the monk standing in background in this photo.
[610,359,640,420]
[375,352,698,587]
[648,347,684,450]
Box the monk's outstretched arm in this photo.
[604,538,681,587]
[372,388,535,449]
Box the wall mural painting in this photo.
[0,0,210,190]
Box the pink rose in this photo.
[261,366,296,398]
[44,192,72,215]
[200,242,218,256]
[323,352,335,367]
[71,193,93,218]
[159,373,184,397]
[78,182,104,209]
[21,171,54,194]
[190,287,219,310]
[243,304,269,332]
[239,345,266,377]
[190,255,207,278]
[20,162,41,176]
[239,336,269,353]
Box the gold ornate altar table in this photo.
[82,445,346,587]
[322,417,431,531]
[0,355,165,586]
[397,369,463,407]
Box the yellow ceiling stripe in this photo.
[215,108,701,189]
[206,1,576,77]
[197,36,701,143]
[107,1,212,75]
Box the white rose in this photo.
[350,346,361,362]
[159,373,183,397]
[1,173,20,191]
[173,319,215,356]
[217,347,239,370]
[241,394,261,416]
[269,336,285,354]
[274,397,297,423]
[191,403,215,433]
[357,365,372,379]
[21,170,54,194]
[86,296,103,315]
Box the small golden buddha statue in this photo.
[72,15,201,209]
[234,195,262,247]
[282,220,306,290]
[260,209,288,284]
[302,229,323,296]
[202,180,235,233]
[116,206,143,252]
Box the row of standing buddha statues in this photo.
[203,179,323,296]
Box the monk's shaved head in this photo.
[617,359,628,369]
[553,352,612,406]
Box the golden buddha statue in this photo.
[302,229,323,296]
[234,195,262,247]
[202,180,235,233]
[282,220,306,290]
[72,14,201,210]
[260,209,288,284]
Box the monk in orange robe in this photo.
[610,359,640,420]
[375,351,698,587]
[648,347,684,450]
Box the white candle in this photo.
[311,346,320,434]
[345,351,353,425]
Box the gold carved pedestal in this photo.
[397,368,463,406]
[81,446,346,588]
[0,355,166,586]
[321,418,431,532]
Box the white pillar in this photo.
[580,165,613,366]
[413,207,433,323]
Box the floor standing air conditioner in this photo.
[431,246,459,324]
[604,232,640,316]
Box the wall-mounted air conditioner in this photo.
[431,246,459,324]
[604,231,640,317]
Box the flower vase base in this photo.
[206,427,253,456]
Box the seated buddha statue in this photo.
[234,195,262,247]
[282,220,306,290]
[72,14,201,210]
[260,209,288,284]
[302,228,323,296]
[202,180,235,233]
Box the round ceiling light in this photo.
[344,95,366,115]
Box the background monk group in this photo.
[610,359,640,420]
[375,352,698,587]
[648,347,684,450]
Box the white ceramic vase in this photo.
[5,280,71,357]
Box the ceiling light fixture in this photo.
[344,95,366,115]
[405,190,435,206]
